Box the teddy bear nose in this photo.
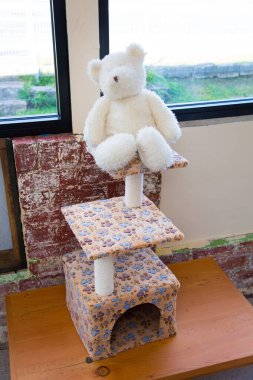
[113,76,119,82]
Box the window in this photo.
[0,0,72,138]
[0,138,26,273]
[99,0,253,121]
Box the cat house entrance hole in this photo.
[110,303,161,355]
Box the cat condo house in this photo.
[61,151,188,361]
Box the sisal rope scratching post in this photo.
[93,173,144,296]
[125,173,144,208]
[94,256,114,296]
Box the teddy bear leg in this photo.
[136,126,173,172]
[94,133,137,171]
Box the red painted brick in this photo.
[80,143,96,165]
[28,255,63,276]
[35,135,59,144]
[55,133,76,142]
[191,248,210,260]
[22,209,61,248]
[229,269,253,289]
[77,165,112,184]
[0,310,6,322]
[59,168,77,188]
[60,216,75,242]
[236,241,253,255]
[191,246,233,260]
[208,246,235,256]
[38,273,65,288]
[61,238,81,255]
[0,297,6,313]
[17,171,60,192]
[60,166,112,189]
[58,140,82,168]
[0,282,19,298]
[238,269,253,284]
[0,325,8,348]
[107,180,125,198]
[19,189,60,212]
[37,141,59,170]
[0,317,6,332]
[13,139,38,173]
[26,243,62,259]
[22,208,61,226]
[146,193,160,207]
[79,139,88,154]
[160,252,192,265]
[19,278,39,292]
[60,184,107,206]
[144,172,161,195]
[13,136,36,145]
[218,255,250,271]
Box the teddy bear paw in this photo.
[169,126,182,143]
[136,126,173,172]
[94,133,137,171]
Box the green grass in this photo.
[146,69,253,104]
[5,70,253,118]
[15,106,57,116]
[19,74,56,87]
[17,73,57,116]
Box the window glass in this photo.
[0,0,57,119]
[109,0,253,106]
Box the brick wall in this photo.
[159,235,253,297]
[0,133,161,347]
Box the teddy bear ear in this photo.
[87,59,101,84]
[126,43,146,62]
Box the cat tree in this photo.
[62,150,188,361]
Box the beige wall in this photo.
[160,121,253,243]
[66,0,100,135]
[66,1,253,244]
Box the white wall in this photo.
[66,1,253,245]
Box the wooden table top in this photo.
[6,258,253,380]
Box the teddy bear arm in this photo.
[145,90,182,143]
[84,97,109,147]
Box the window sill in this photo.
[179,114,253,128]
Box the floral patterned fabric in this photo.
[108,150,189,180]
[63,248,180,361]
[61,196,184,261]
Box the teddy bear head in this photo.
[87,43,146,100]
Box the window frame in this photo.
[0,139,26,273]
[0,0,72,138]
[99,0,253,122]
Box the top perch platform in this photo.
[107,149,189,179]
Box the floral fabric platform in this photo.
[61,195,184,261]
[63,247,180,361]
[108,150,189,179]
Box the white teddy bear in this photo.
[84,43,182,172]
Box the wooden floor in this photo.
[6,258,253,380]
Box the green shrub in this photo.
[19,73,55,87]
[18,73,57,114]
[146,68,253,104]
